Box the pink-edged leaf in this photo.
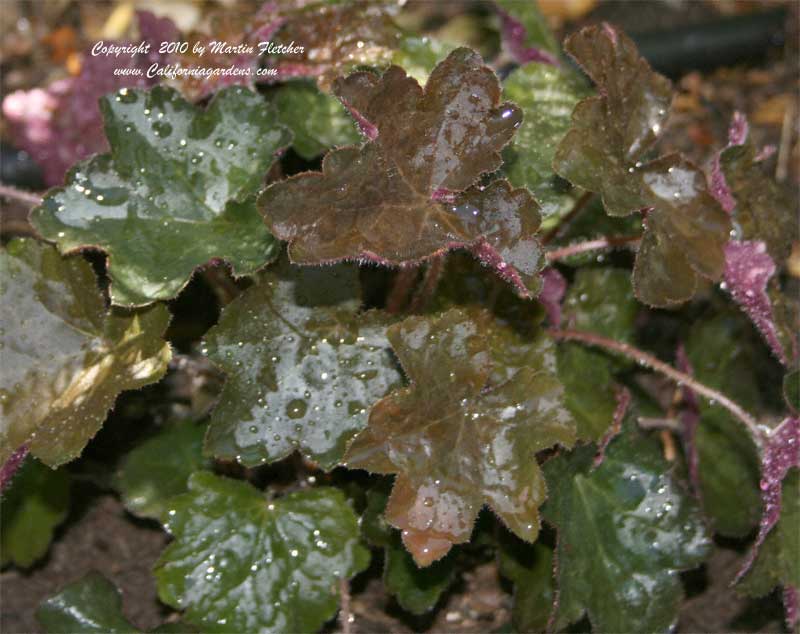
[495,3,560,67]
[724,240,790,365]
[539,268,567,326]
[1,11,169,186]
[592,386,630,468]
[709,111,748,213]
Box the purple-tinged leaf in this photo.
[495,2,560,67]
[1,11,169,186]
[0,446,28,492]
[737,417,800,582]
[261,48,545,298]
[723,240,790,365]
[539,268,566,326]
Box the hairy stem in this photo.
[386,266,419,314]
[0,183,44,207]
[408,256,445,313]
[548,328,765,448]
[545,235,641,262]
[338,577,352,634]
[1,446,29,492]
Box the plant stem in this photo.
[548,328,765,448]
[386,266,419,314]
[0,183,44,207]
[408,255,445,313]
[542,191,594,245]
[338,577,352,634]
[545,235,640,262]
[1,446,29,491]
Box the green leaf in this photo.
[0,239,171,468]
[31,86,290,306]
[344,308,575,566]
[155,472,370,633]
[203,260,401,470]
[497,536,554,634]
[114,419,211,520]
[553,25,730,307]
[542,421,711,633]
[384,536,456,615]
[390,35,458,85]
[495,0,560,58]
[1,457,70,568]
[686,312,766,536]
[557,268,637,441]
[738,468,800,596]
[502,63,589,218]
[273,81,360,160]
[261,48,545,299]
[37,573,137,633]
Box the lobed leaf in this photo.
[262,48,545,298]
[1,457,70,568]
[114,419,211,520]
[0,239,171,468]
[203,260,401,470]
[553,24,730,307]
[155,472,369,633]
[344,308,575,566]
[501,62,590,218]
[273,80,361,160]
[31,86,290,306]
[37,573,136,634]
[542,420,711,632]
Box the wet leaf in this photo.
[1,457,70,568]
[154,472,369,633]
[1,11,174,186]
[553,25,730,306]
[0,239,171,468]
[37,573,136,634]
[273,80,360,159]
[262,49,545,298]
[114,419,211,520]
[495,0,560,65]
[557,268,637,441]
[344,308,575,566]
[203,261,401,470]
[542,420,711,633]
[497,535,554,633]
[502,62,589,218]
[31,86,290,306]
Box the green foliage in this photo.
[31,86,289,306]
[0,239,171,467]
[114,419,211,520]
[154,472,369,633]
[542,420,711,632]
[497,536,554,633]
[1,457,70,568]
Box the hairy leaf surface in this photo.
[542,422,711,632]
[344,308,575,566]
[204,261,400,469]
[273,80,360,159]
[262,49,545,297]
[0,240,171,467]
[1,457,70,568]
[502,63,589,218]
[31,86,290,306]
[37,573,135,634]
[155,472,369,633]
[553,25,730,306]
[114,419,211,520]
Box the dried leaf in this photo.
[0,239,171,468]
[262,49,545,298]
[344,308,575,566]
[31,86,290,306]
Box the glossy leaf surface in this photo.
[114,419,211,520]
[542,421,711,632]
[203,261,401,469]
[31,86,290,306]
[155,472,369,633]
[0,240,171,467]
[1,457,70,568]
[345,308,575,566]
[273,80,360,159]
[37,573,135,634]
[262,49,545,298]
[502,62,589,217]
[553,25,730,306]
[557,268,637,441]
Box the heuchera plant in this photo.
[1,2,798,633]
